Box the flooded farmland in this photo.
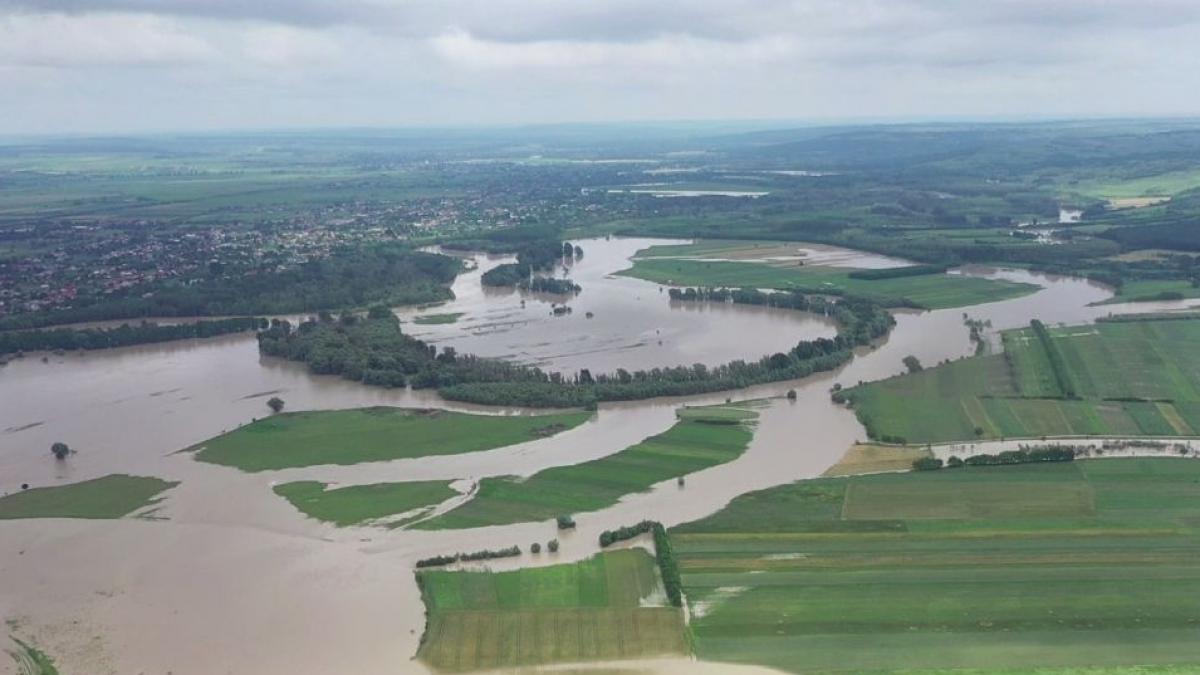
[2,237,1197,675]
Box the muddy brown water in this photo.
[2,237,1197,675]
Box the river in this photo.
[1,237,1198,675]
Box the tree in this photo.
[548,539,560,553]
[51,442,70,460]
[267,397,285,413]
[531,542,542,554]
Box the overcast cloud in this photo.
[1,0,1198,134]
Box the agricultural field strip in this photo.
[848,318,1200,444]
[416,549,687,672]
[670,459,1200,673]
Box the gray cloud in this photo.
[1,0,1199,134]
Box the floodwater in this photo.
[1,237,1197,675]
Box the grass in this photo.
[191,407,592,472]
[847,318,1200,443]
[1102,280,1200,304]
[412,312,464,325]
[272,480,457,527]
[4,637,58,675]
[671,458,1200,674]
[0,474,178,520]
[414,403,757,530]
[619,255,1035,310]
[417,549,687,671]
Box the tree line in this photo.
[256,289,894,408]
[1030,319,1078,398]
[0,316,268,356]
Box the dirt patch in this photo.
[823,444,931,477]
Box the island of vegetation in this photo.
[272,480,457,528]
[622,240,1037,310]
[190,406,592,472]
[0,474,178,520]
[414,403,758,530]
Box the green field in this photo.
[412,312,464,325]
[191,407,591,472]
[619,250,1035,310]
[847,318,1200,443]
[272,480,456,527]
[415,403,757,530]
[1103,280,1200,304]
[0,474,178,520]
[1069,168,1200,200]
[417,549,687,671]
[671,458,1200,674]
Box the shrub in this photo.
[556,514,576,529]
[912,457,944,471]
[531,542,541,554]
[548,539,559,552]
[946,455,965,468]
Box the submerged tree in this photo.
[267,396,285,413]
[50,442,70,460]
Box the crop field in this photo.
[847,318,1200,443]
[417,549,687,671]
[671,458,1200,673]
[619,256,1035,309]
[191,407,591,472]
[272,480,456,527]
[1103,280,1200,304]
[414,403,757,530]
[0,474,178,520]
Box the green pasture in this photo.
[619,256,1034,309]
[272,480,456,527]
[191,407,591,472]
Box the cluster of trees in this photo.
[0,316,267,356]
[596,520,681,607]
[479,238,577,288]
[914,446,1076,472]
[598,520,656,547]
[1,245,459,331]
[521,277,581,294]
[668,286,830,312]
[1030,319,1078,398]
[652,521,683,607]
[959,446,1076,466]
[414,545,521,568]
[257,291,894,409]
[480,263,528,287]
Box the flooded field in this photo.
[2,237,1197,675]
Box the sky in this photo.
[1,0,1200,135]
